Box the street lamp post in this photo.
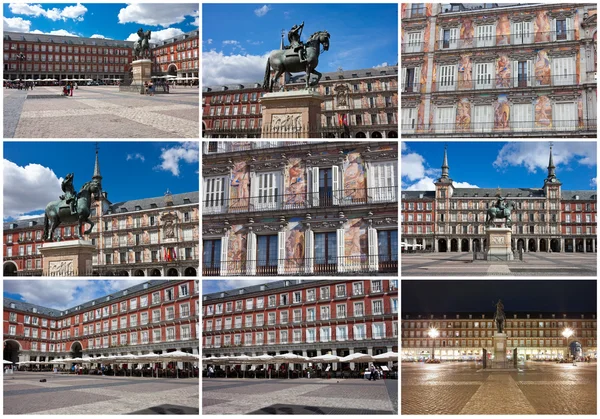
[428,328,439,361]
[562,328,575,366]
[16,52,26,83]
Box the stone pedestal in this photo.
[493,332,507,366]
[40,240,96,276]
[259,89,324,138]
[131,59,152,92]
[486,227,514,261]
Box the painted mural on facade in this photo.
[578,97,584,128]
[417,99,426,131]
[534,50,551,85]
[344,218,368,259]
[420,56,428,93]
[460,18,474,48]
[230,160,249,210]
[456,98,471,131]
[458,54,472,89]
[344,152,366,201]
[494,94,510,129]
[534,11,551,43]
[535,95,552,128]
[496,55,511,88]
[423,20,431,53]
[284,157,306,205]
[496,15,511,46]
[285,221,304,270]
[227,225,246,265]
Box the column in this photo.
[302,349,308,371]
[469,238,473,253]
[537,238,540,252]
[348,348,355,371]
[433,238,437,252]
[561,238,565,252]
[387,346,394,370]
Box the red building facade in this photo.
[202,280,398,369]
[151,30,199,82]
[401,191,436,251]
[201,84,264,135]
[561,197,597,252]
[4,280,199,364]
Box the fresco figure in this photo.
[496,15,511,45]
[535,95,552,129]
[458,55,472,89]
[461,18,474,48]
[534,11,551,43]
[231,161,249,210]
[417,100,425,131]
[285,223,304,270]
[534,50,551,85]
[285,158,306,205]
[456,99,471,131]
[345,219,366,259]
[344,152,366,201]
[496,56,511,88]
[420,57,428,93]
[228,226,247,272]
[578,98,584,128]
[494,96,510,129]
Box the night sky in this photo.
[402,280,597,313]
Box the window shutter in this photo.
[450,28,458,49]
[311,167,319,207]
[401,67,406,91]
[552,19,557,41]
[414,66,421,91]
[336,228,345,273]
[566,17,572,40]
[527,60,532,86]
[220,235,229,276]
[246,231,256,275]
[368,227,379,272]
[277,231,286,275]
[332,165,340,205]
[512,61,518,87]
[304,229,314,274]
[524,22,532,44]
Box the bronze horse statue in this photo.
[263,30,330,92]
[133,28,152,60]
[485,201,516,227]
[43,179,101,241]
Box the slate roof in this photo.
[107,191,199,214]
[4,217,45,230]
[204,280,322,301]
[203,82,264,93]
[3,31,134,47]
[4,280,173,317]
[401,191,436,199]
[561,190,597,200]
[402,311,596,319]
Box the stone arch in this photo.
[371,131,383,138]
[461,238,469,252]
[70,341,83,359]
[166,267,179,277]
[167,64,178,76]
[387,131,398,138]
[3,261,18,276]
[355,132,366,138]
[150,268,162,276]
[550,238,560,252]
[528,238,536,252]
[539,238,547,252]
[184,267,197,276]
[438,239,447,252]
[134,269,145,276]
[4,339,21,364]
[450,238,458,252]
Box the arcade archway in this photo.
[438,239,447,252]
[461,239,469,252]
[528,239,536,252]
[167,64,178,77]
[4,340,20,364]
[134,269,145,276]
[184,267,197,276]
[70,341,83,359]
[166,268,179,277]
[3,261,18,276]
[551,239,560,252]
[473,239,481,252]
[539,239,547,252]
[450,238,458,252]
[150,269,162,276]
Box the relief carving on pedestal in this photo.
[491,236,505,245]
[48,260,73,276]
[272,114,302,133]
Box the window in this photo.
[378,230,398,264]
[293,291,302,303]
[435,106,455,133]
[321,306,330,320]
[474,63,493,89]
[401,67,421,93]
[320,326,331,342]
[371,162,397,202]
[372,322,386,339]
[153,329,161,342]
[267,332,275,344]
[306,328,316,343]
[476,25,495,47]
[336,284,346,297]
[166,306,175,320]
[554,102,577,131]
[371,280,382,293]
[307,289,316,302]
[353,282,364,296]
[401,107,417,134]
[336,304,346,319]
[441,28,458,49]
[280,294,288,306]
[280,330,288,344]
[372,300,384,315]
[354,324,366,340]
[354,302,364,317]
[253,171,281,210]
[472,105,493,133]
[257,235,278,274]
[552,56,575,86]
[405,32,422,53]
[203,176,227,213]
[320,286,330,300]
[336,325,348,341]
[256,314,264,326]
[120,316,127,328]
[268,312,276,325]
[152,292,160,304]
[556,19,567,40]
[438,65,456,92]
[315,232,337,271]
[165,288,174,301]
[512,103,533,131]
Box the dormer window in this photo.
[9,303,15,309]
[135,205,142,211]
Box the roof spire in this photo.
[547,143,556,179]
[280,29,285,50]
[441,144,449,179]
[92,142,102,183]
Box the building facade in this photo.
[401,3,597,137]
[4,280,199,364]
[3,31,134,82]
[203,280,398,369]
[3,151,199,277]
[150,30,199,82]
[401,311,597,361]
[202,65,399,138]
[402,146,597,253]
[202,141,398,276]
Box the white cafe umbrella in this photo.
[135,353,162,378]
[372,352,399,362]
[340,353,374,363]
[272,353,308,379]
[159,351,197,378]
[309,354,342,362]
[229,355,252,378]
[3,360,14,365]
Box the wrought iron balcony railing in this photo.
[435,30,576,50]
[428,73,579,93]
[402,119,597,136]
[202,255,398,276]
[203,141,310,154]
[202,186,398,215]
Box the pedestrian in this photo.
[144,81,149,95]
[149,81,154,96]
[70,82,74,96]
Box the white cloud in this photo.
[118,3,198,28]
[191,10,199,27]
[90,34,111,39]
[126,27,184,43]
[222,40,239,45]
[254,5,271,17]
[202,50,270,86]
[207,38,213,45]
[156,142,199,176]
[405,177,436,191]
[126,153,145,162]
[373,62,389,68]
[3,17,31,32]
[493,142,597,173]
[31,29,78,37]
[16,213,44,221]
[591,177,597,188]
[247,39,263,45]
[9,2,87,22]
[453,181,479,188]
[3,159,63,219]
[401,151,427,181]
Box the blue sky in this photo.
[4,279,151,310]
[202,3,398,85]
[3,3,198,43]
[402,141,597,191]
[3,141,199,220]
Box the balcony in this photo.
[427,74,579,93]
[435,30,576,51]
[203,254,398,276]
[203,186,398,215]
[401,41,425,54]
[203,141,310,154]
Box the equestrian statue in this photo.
[43,174,101,241]
[493,299,506,333]
[485,195,516,227]
[263,22,330,92]
[133,28,152,60]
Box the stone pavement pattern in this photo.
[5,86,199,138]
[401,252,597,276]
[203,378,397,414]
[402,362,597,414]
[4,372,199,414]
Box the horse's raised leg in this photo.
[271,68,284,92]
[309,69,322,87]
[84,218,94,236]
[49,219,59,241]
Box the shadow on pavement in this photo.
[248,404,394,415]
[128,404,199,414]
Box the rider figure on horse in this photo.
[495,196,506,212]
[59,173,77,215]
[287,22,306,62]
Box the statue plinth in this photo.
[40,240,96,276]
[130,59,152,93]
[486,226,513,261]
[259,90,324,138]
[493,332,508,366]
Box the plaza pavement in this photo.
[401,361,596,414]
[4,86,199,138]
[203,377,398,414]
[401,252,597,276]
[3,372,199,414]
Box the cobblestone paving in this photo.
[4,372,199,414]
[203,378,397,414]
[5,86,199,138]
[401,252,597,276]
[402,362,597,414]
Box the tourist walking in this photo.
[70,83,73,96]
